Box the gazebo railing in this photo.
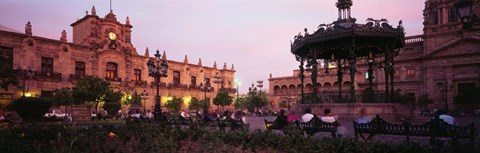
[300,91,389,104]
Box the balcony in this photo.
[105,77,122,82]
[69,74,84,81]
[34,72,62,82]
[219,88,236,93]
[169,83,188,89]
[134,80,147,87]
[150,81,167,88]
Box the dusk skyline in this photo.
[0,0,425,93]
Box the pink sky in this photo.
[0,0,425,93]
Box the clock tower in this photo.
[70,6,136,55]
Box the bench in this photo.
[353,115,476,146]
[217,118,247,131]
[265,117,339,137]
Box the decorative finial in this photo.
[231,64,235,70]
[223,62,227,69]
[213,61,217,69]
[198,58,202,66]
[162,51,167,60]
[60,30,67,42]
[184,55,188,64]
[269,73,272,78]
[144,47,149,57]
[85,11,88,16]
[25,21,32,36]
[91,6,97,16]
[126,16,130,25]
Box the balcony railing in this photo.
[150,82,167,88]
[219,88,236,93]
[105,77,122,82]
[134,80,147,86]
[169,83,189,89]
[69,74,84,81]
[34,72,62,82]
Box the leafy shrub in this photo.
[103,90,123,115]
[9,97,51,121]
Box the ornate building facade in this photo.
[0,7,236,111]
[269,0,480,112]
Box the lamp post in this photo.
[147,50,169,120]
[439,80,454,112]
[256,80,263,91]
[456,0,478,30]
[14,67,34,97]
[235,79,240,101]
[199,79,211,113]
[141,90,148,112]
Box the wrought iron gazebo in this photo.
[292,0,405,103]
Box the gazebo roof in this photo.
[291,1,405,59]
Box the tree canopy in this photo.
[189,97,208,111]
[0,56,18,91]
[213,91,233,108]
[165,97,183,112]
[72,76,110,104]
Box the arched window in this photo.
[106,62,118,81]
[274,86,280,95]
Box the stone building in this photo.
[269,0,480,113]
[0,7,236,111]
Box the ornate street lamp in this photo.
[199,79,211,113]
[456,0,478,30]
[147,50,169,120]
[14,67,35,97]
[256,80,264,91]
[439,80,454,112]
[248,83,257,93]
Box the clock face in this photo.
[108,32,117,40]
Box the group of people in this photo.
[275,108,340,124]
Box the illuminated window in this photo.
[407,69,415,78]
[134,69,141,81]
[106,62,117,80]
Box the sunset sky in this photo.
[0,0,425,93]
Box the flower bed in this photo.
[0,123,477,153]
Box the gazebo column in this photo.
[310,48,318,103]
[384,57,391,103]
[348,55,357,103]
[337,59,343,103]
[299,58,305,104]
[389,52,395,103]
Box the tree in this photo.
[72,76,110,111]
[165,97,183,112]
[213,91,233,109]
[103,90,123,116]
[51,87,73,114]
[0,55,18,91]
[9,97,51,121]
[189,97,207,111]
[244,90,268,112]
[234,97,247,110]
